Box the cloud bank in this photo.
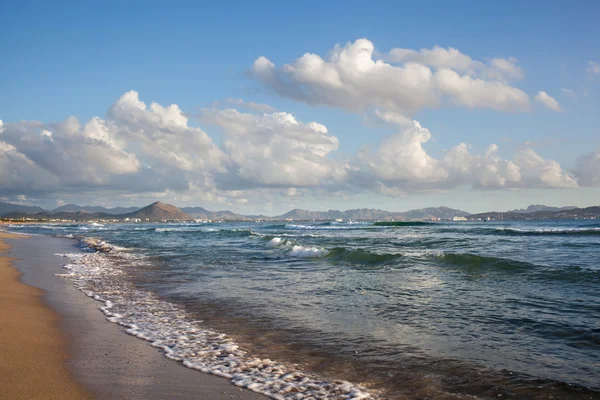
[0,90,587,205]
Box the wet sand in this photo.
[0,232,91,399]
[2,232,266,400]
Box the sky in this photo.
[1,0,599,214]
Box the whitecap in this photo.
[289,245,328,258]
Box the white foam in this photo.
[496,227,600,234]
[56,241,376,400]
[289,245,328,258]
[266,237,284,248]
[285,224,364,231]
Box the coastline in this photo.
[0,232,91,399]
[2,232,266,400]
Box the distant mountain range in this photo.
[1,202,598,221]
[469,206,600,221]
[180,207,249,221]
[0,201,46,216]
[279,206,470,221]
[506,204,578,213]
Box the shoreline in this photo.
[0,232,91,399]
[2,232,266,400]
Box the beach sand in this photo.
[0,232,91,399]
[1,233,266,399]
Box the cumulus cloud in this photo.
[0,116,140,195]
[251,39,531,119]
[386,45,524,82]
[350,120,577,193]
[535,91,562,112]
[573,150,600,186]
[0,91,223,196]
[109,91,225,172]
[0,91,588,205]
[221,98,277,113]
[200,108,344,188]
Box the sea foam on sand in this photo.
[55,240,376,400]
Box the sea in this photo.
[6,219,600,399]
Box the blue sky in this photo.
[1,0,599,213]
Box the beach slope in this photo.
[0,232,91,399]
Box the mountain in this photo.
[0,201,46,217]
[279,209,342,220]
[507,204,578,213]
[181,206,249,221]
[52,204,140,215]
[469,206,600,221]
[342,208,392,220]
[181,206,210,217]
[399,206,471,220]
[277,207,469,221]
[121,201,190,221]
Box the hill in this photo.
[121,202,190,221]
[469,206,600,221]
[0,201,46,216]
[276,206,469,221]
[181,206,249,221]
[399,206,470,220]
[507,204,578,213]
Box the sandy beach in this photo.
[1,232,266,400]
[0,232,91,400]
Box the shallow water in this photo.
[8,220,600,399]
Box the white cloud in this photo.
[109,91,225,172]
[0,116,140,194]
[386,45,524,82]
[251,39,531,118]
[535,91,562,112]
[573,150,600,186]
[436,68,530,111]
[200,108,344,188]
[0,91,588,205]
[221,98,277,113]
[0,91,224,197]
[350,120,577,192]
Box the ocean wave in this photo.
[494,227,600,236]
[265,238,405,265]
[55,249,375,399]
[326,247,402,265]
[266,237,285,248]
[434,252,532,272]
[289,245,329,258]
[432,252,600,283]
[152,227,254,238]
[285,224,374,231]
[372,221,435,227]
[84,237,131,253]
[264,224,287,229]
